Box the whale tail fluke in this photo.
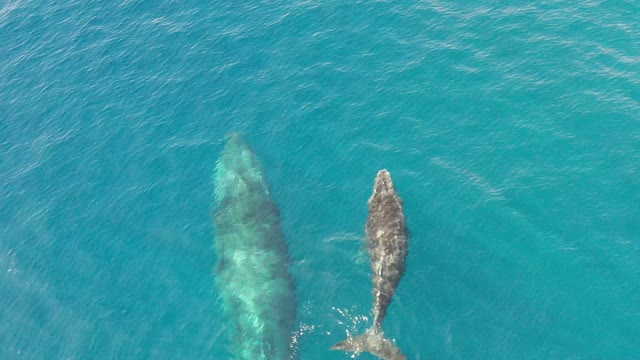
[331,328,406,360]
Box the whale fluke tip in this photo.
[331,328,406,360]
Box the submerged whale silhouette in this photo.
[332,169,409,360]
[213,134,297,360]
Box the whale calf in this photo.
[213,134,297,360]
[332,169,408,360]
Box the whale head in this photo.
[373,169,396,196]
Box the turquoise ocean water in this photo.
[1,1,639,358]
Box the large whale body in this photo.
[213,134,297,360]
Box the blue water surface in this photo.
[1,1,639,359]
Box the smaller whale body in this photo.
[332,169,409,360]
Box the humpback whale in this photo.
[332,169,408,360]
[213,134,297,360]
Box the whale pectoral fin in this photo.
[355,236,369,265]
